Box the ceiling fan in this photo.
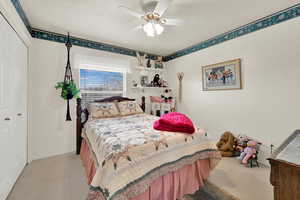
[119,0,182,37]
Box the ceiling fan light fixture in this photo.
[155,23,164,35]
[143,22,155,36]
[119,0,181,37]
[143,21,164,37]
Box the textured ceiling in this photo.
[20,0,300,56]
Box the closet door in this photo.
[0,13,27,200]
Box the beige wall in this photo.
[28,39,163,161]
[165,17,300,162]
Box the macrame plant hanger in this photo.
[64,33,73,121]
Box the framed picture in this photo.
[202,59,241,91]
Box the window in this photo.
[80,67,126,107]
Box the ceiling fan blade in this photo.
[119,5,144,19]
[132,25,143,31]
[163,18,183,26]
[154,0,173,16]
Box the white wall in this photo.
[165,17,300,162]
[28,11,300,162]
[28,39,163,161]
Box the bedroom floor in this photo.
[7,153,273,200]
[208,157,273,200]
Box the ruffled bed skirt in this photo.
[81,139,213,200]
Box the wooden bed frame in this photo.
[76,96,146,154]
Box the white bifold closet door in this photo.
[0,13,27,200]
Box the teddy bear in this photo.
[238,140,257,164]
[216,131,237,157]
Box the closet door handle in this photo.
[4,117,10,121]
[17,113,22,116]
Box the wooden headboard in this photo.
[76,96,146,154]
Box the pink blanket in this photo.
[153,112,195,134]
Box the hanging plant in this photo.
[55,33,79,121]
[55,80,80,100]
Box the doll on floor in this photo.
[238,140,257,164]
[235,134,249,153]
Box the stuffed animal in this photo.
[238,140,257,164]
[216,131,237,157]
[152,74,161,87]
[235,134,249,153]
[161,89,173,102]
[160,79,168,88]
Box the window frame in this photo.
[79,64,127,98]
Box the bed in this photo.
[76,96,221,200]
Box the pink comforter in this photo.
[153,112,195,134]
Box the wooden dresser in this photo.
[268,130,300,200]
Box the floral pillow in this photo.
[117,101,144,116]
[89,102,120,119]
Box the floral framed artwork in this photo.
[202,59,242,91]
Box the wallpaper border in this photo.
[10,0,158,60]
[30,28,158,59]
[10,0,300,62]
[164,3,300,62]
[10,0,31,33]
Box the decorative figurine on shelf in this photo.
[132,80,138,87]
[152,74,161,87]
[140,76,148,87]
[146,56,152,68]
[155,56,164,69]
[160,78,168,88]
[136,52,147,67]
[238,140,257,165]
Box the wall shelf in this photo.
[131,86,170,90]
[134,66,165,73]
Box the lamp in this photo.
[143,20,164,37]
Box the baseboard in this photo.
[0,162,26,200]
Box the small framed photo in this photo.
[202,59,242,91]
[140,76,148,87]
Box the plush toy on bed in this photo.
[216,131,237,157]
[238,140,257,164]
